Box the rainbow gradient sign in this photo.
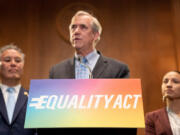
[25,79,145,128]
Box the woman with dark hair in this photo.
[145,71,180,135]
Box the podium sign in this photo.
[25,79,145,128]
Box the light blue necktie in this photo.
[6,87,16,124]
[76,57,89,79]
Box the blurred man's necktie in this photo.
[6,87,16,124]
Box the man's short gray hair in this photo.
[70,10,102,46]
[0,43,25,61]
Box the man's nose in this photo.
[10,59,16,66]
[74,27,80,34]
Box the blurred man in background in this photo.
[0,44,35,135]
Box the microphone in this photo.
[77,57,93,79]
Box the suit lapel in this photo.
[0,89,9,124]
[11,87,27,123]
[68,58,75,78]
[158,108,173,135]
[92,55,108,78]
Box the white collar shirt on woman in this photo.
[167,107,180,135]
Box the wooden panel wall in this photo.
[172,0,180,70]
[0,0,179,134]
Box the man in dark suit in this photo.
[0,44,35,135]
[48,10,136,135]
[49,10,129,79]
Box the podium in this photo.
[25,79,144,134]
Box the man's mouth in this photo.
[9,69,18,73]
[73,38,81,41]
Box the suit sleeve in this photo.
[145,113,156,135]
[116,63,130,78]
[120,64,129,78]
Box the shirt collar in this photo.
[75,49,99,64]
[0,83,21,93]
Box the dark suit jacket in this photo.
[0,87,35,135]
[145,108,173,135]
[49,53,129,79]
[38,53,136,135]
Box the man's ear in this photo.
[94,32,99,41]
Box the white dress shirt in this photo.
[167,107,180,135]
[0,83,21,107]
[75,50,100,79]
